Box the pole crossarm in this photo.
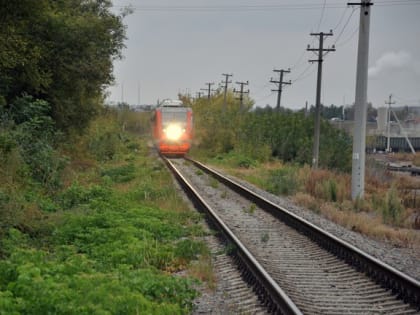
[234,81,249,110]
[270,69,291,111]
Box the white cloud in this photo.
[368,51,412,78]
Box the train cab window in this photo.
[161,110,187,124]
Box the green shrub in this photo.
[56,183,111,210]
[1,96,68,190]
[101,163,136,183]
[382,187,404,226]
[0,247,197,314]
[267,167,299,195]
[323,179,337,202]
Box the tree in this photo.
[0,0,127,131]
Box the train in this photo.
[152,99,193,156]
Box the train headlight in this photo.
[164,124,184,141]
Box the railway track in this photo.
[164,157,420,314]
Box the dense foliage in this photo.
[1,111,205,313]
[0,0,126,130]
[188,92,352,171]
[0,3,208,310]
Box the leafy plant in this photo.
[268,167,299,196]
[101,163,136,183]
[382,186,404,226]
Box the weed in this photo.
[268,167,299,195]
[382,186,404,226]
[247,203,257,214]
[261,232,269,243]
[221,190,227,199]
[195,169,204,176]
[189,255,216,290]
[209,177,219,189]
[101,163,136,183]
[224,243,237,255]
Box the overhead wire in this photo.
[254,92,276,103]
[335,25,359,47]
[316,0,327,32]
[113,1,420,12]
[112,3,347,12]
[291,63,316,83]
[333,7,357,46]
[332,5,350,31]
[290,0,328,71]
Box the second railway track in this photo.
[165,157,420,315]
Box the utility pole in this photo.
[385,94,395,153]
[349,0,373,200]
[233,81,249,110]
[222,73,233,112]
[307,30,335,169]
[201,82,215,100]
[137,83,140,106]
[121,82,124,103]
[196,91,203,99]
[270,69,291,112]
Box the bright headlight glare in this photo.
[164,124,183,140]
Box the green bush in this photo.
[101,163,136,183]
[382,187,404,226]
[56,183,111,210]
[0,246,196,314]
[0,181,203,314]
[1,96,68,190]
[267,167,299,195]
[323,179,338,202]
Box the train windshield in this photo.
[161,109,188,125]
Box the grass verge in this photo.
[0,114,209,314]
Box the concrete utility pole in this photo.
[270,69,291,112]
[196,92,203,99]
[201,82,215,100]
[307,30,335,169]
[350,0,373,200]
[222,73,233,112]
[385,94,395,153]
[233,81,249,110]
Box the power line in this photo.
[254,92,276,103]
[113,1,420,12]
[316,0,327,32]
[332,5,351,31]
[291,63,316,83]
[333,7,358,45]
[335,25,359,47]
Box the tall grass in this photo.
[0,110,207,313]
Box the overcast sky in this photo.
[107,0,420,110]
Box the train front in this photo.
[154,100,193,156]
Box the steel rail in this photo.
[186,157,420,309]
[163,157,303,315]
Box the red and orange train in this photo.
[152,99,193,156]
